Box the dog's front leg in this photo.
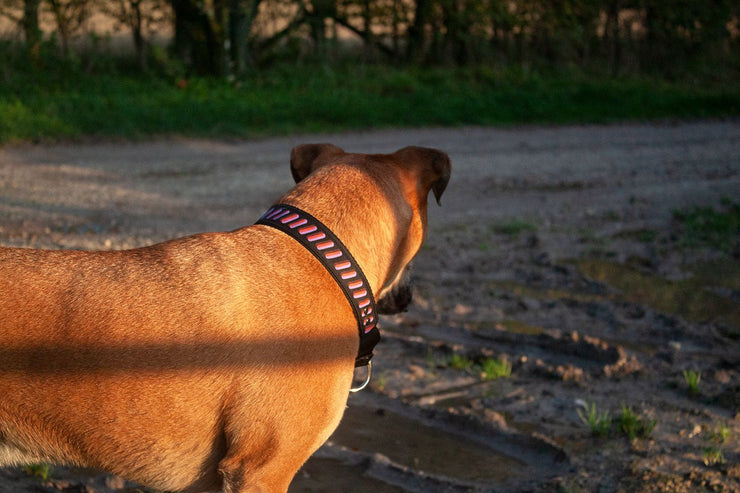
[217,373,351,493]
[218,433,312,493]
[219,457,288,493]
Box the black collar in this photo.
[256,204,380,367]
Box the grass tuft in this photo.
[702,446,726,467]
[577,401,612,437]
[492,220,538,238]
[479,357,512,380]
[618,404,657,440]
[708,421,732,445]
[673,201,740,253]
[442,353,512,380]
[447,353,475,371]
[682,369,702,395]
[23,463,52,481]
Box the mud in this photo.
[0,121,738,492]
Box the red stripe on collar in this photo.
[256,204,380,367]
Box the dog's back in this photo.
[0,231,356,492]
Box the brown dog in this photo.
[0,144,451,492]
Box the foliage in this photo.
[479,357,512,380]
[579,402,656,440]
[702,421,731,468]
[2,48,739,143]
[707,421,732,445]
[443,353,511,380]
[447,353,474,371]
[618,404,656,441]
[673,200,740,253]
[577,401,612,438]
[0,0,738,77]
[492,220,537,238]
[702,446,726,467]
[682,369,702,395]
[23,463,52,481]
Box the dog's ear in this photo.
[395,147,451,206]
[430,150,451,206]
[290,144,345,183]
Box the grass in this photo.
[492,220,538,238]
[682,369,702,395]
[447,353,475,371]
[577,401,612,437]
[707,421,732,445]
[618,404,657,441]
[479,357,512,380]
[1,44,740,143]
[673,200,740,253]
[578,402,656,440]
[442,353,512,380]
[23,463,52,481]
[700,421,732,468]
[702,446,726,467]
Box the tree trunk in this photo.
[606,0,621,76]
[131,0,147,71]
[407,0,431,63]
[170,0,221,75]
[229,0,248,75]
[22,0,42,59]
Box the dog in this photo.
[0,143,451,492]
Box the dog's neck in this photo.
[256,203,381,367]
[278,165,415,299]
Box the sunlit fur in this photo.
[0,144,450,493]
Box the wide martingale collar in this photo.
[256,204,380,368]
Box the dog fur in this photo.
[0,144,451,492]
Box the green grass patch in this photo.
[682,369,702,395]
[479,357,512,380]
[577,402,655,440]
[673,200,740,253]
[577,401,612,437]
[23,463,52,481]
[492,219,538,237]
[447,353,475,371]
[618,404,657,441]
[702,421,731,468]
[2,48,739,143]
[702,446,726,467]
[441,352,512,380]
[707,421,732,445]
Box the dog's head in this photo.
[289,143,451,314]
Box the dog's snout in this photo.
[377,282,413,314]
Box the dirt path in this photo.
[1,121,738,492]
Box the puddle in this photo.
[600,335,657,355]
[687,258,740,291]
[330,405,527,483]
[496,319,546,336]
[488,279,608,304]
[465,319,546,336]
[291,458,405,492]
[575,258,740,330]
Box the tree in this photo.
[23,0,43,56]
[102,0,170,70]
[0,0,42,59]
[47,0,91,56]
[170,0,266,76]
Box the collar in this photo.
[256,204,380,368]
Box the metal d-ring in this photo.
[349,361,372,393]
